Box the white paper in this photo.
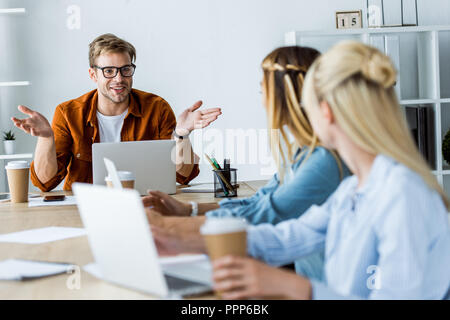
[28,195,77,207]
[0,194,41,203]
[0,259,74,280]
[0,227,87,244]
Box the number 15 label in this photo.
[336,11,363,29]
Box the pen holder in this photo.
[213,168,237,198]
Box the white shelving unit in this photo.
[0,153,33,160]
[1,8,31,192]
[0,8,26,14]
[285,25,450,197]
[0,81,30,87]
[0,8,30,89]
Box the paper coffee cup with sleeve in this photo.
[105,171,135,189]
[200,217,248,261]
[5,161,30,203]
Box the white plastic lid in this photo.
[105,171,135,182]
[200,217,247,235]
[5,160,30,170]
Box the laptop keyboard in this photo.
[164,274,211,296]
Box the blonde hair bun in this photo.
[360,50,397,89]
[302,40,450,209]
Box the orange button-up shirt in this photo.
[30,89,199,191]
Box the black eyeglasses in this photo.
[93,63,136,78]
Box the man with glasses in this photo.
[11,33,221,191]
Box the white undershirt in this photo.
[96,109,128,143]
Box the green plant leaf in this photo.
[2,130,15,141]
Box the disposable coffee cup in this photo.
[5,161,30,203]
[105,171,135,189]
[200,217,248,261]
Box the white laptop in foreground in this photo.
[92,140,176,195]
[73,182,212,298]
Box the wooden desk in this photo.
[0,181,266,299]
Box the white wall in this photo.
[1,0,449,190]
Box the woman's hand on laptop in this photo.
[143,190,191,216]
[176,100,222,133]
[212,255,312,300]
[11,105,54,138]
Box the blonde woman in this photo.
[155,41,450,299]
[147,46,348,281]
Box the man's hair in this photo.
[88,33,136,67]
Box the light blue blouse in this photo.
[207,147,349,280]
[247,155,450,299]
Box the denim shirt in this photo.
[206,146,350,280]
[247,155,450,299]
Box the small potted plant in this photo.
[3,130,16,155]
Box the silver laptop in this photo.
[92,140,176,195]
[73,182,212,298]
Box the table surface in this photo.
[0,180,268,300]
